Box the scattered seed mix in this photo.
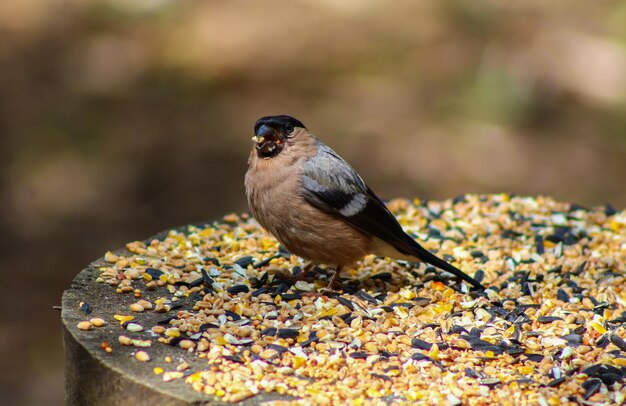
[81,194,626,404]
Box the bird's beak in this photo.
[253,124,275,144]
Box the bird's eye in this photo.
[284,123,294,135]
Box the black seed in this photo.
[277,245,291,258]
[260,328,277,336]
[337,296,355,311]
[443,254,455,263]
[605,203,617,216]
[390,303,413,309]
[253,254,280,269]
[350,352,369,359]
[603,364,623,376]
[547,265,563,274]
[277,329,299,339]
[413,297,431,306]
[461,335,505,354]
[168,336,183,346]
[280,293,301,301]
[465,367,482,378]
[470,250,485,258]
[201,269,214,286]
[199,323,219,331]
[571,261,587,276]
[609,334,626,352]
[596,335,610,349]
[80,302,92,315]
[355,290,379,304]
[321,290,339,298]
[204,257,220,266]
[370,272,392,281]
[227,285,250,295]
[562,333,582,345]
[224,354,245,363]
[437,342,450,351]
[169,302,184,311]
[411,338,433,351]
[479,378,501,387]
[598,372,622,386]
[224,310,241,321]
[535,235,545,255]
[524,354,544,362]
[569,203,588,212]
[301,332,318,347]
[556,289,569,302]
[174,281,191,288]
[251,287,270,297]
[547,226,579,245]
[449,325,469,335]
[411,353,432,362]
[582,378,602,400]
[506,346,525,356]
[157,316,176,325]
[234,256,254,268]
[274,283,288,295]
[370,373,393,382]
[145,268,164,279]
[593,302,610,312]
[547,377,566,387]
[339,313,354,323]
[267,344,288,354]
[474,269,485,283]
[582,364,603,376]
[538,316,563,323]
[452,194,467,204]
[427,228,443,240]
[501,229,523,239]
[424,265,437,274]
[259,272,269,285]
[189,277,204,288]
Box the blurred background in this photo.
[1,0,625,404]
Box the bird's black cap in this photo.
[255,115,306,134]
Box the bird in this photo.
[244,115,485,291]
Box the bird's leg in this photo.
[326,265,343,290]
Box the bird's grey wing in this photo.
[302,143,485,290]
[301,144,416,256]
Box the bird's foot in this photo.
[325,266,343,291]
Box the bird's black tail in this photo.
[405,235,485,290]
